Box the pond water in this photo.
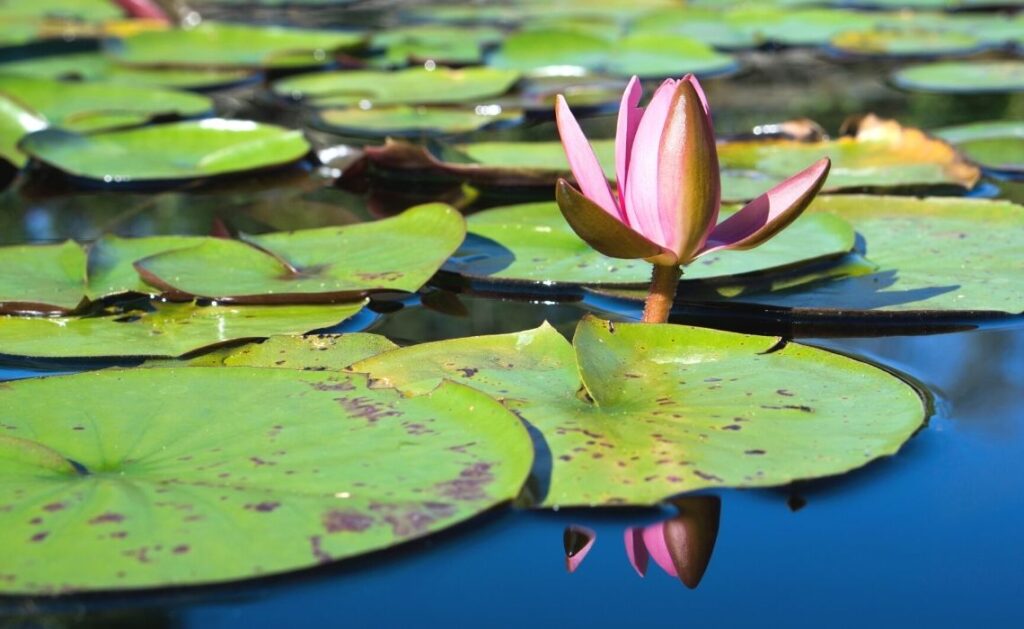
[1,1,1022,627]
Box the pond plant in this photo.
[554,74,830,323]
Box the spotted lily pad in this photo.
[108,22,366,69]
[934,121,1024,174]
[490,29,736,78]
[590,195,1024,318]
[0,241,85,314]
[314,105,523,138]
[891,60,1024,94]
[0,366,533,593]
[449,201,854,287]
[135,203,465,303]
[0,301,368,359]
[0,74,212,133]
[351,317,927,507]
[19,119,311,184]
[365,117,979,199]
[272,67,521,108]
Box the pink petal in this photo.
[624,527,649,577]
[642,522,678,577]
[555,95,621,220]
[702,157,831,254]
[615,76,644,211]
[623,79,678,246]
[684,74,710,117]
[564,525,596,574]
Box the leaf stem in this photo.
[641,264,682,324]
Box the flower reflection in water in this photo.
[564,496,721,589]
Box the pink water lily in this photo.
[554,74,830,322]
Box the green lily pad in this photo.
[351,317,926,507]
[0,301,368,359]
[0,366,532,593]
[371,25,504,66]
[220,333,398,369]
[0,0,120,21]
[135,203,465,303]
[629,8,758,49]
[0,53,254,90]
[0,74,212,133]
[490,28,736,78]
[108,22,366,70]
[934,121,1024,174]
[0,93,46,167]
[451,201,855,286]
[829,28,986,58]
[314,105,522,138]
[725,7,881,47]
[367,117,979,198]
[0,241,85,314]
[891,60,1024,94]
[19,120,311,184]
[272,67,521,108]
[591,195,1024,317]
[85,235,210,300]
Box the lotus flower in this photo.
[555,74,831,269]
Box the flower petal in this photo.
[556,179,677,264]
[564,525,596,574]
[701,157,831,255]
[623,78,678,246]
[685,73,710,117]
[642,523,677,578]
[555,95,621,219]
[615,76,644,207]
[624,527,649,577]
[657,77,721,264]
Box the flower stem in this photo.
[641,264,682,324]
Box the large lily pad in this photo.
[314,105,522,138]
[724,7,880,47]
[0,366,532,593]
[829,29,986,58]
[371,25,504,66]
[108,22,366,69]
[891,61,1024,94]
[366,117,979,199]
[85,235,210,300]
[0,241,85,314]
[591,195,1024,318]
[351,317,926,507]
[490,29,736,78]
[0,301,368,359]
[0,74,212,133]
[135,203,465,303]
[449,201,855,286]
[628,8,758,49]
[934,121,1023,174]
[272,67,521,108]
[0,93,46,167]
[19,119,311,184]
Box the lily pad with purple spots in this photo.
[350,317,927,508]
[0,366,532,593]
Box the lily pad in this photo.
[629,8,758,49]
[891,60,1024,94]
[219,334,398,369]
[0,366,532,593]
[85,235,210,300]
[829,29,986,58]
[108,22,366,69]
[351,317,926,507]
[0,74,212,133]
[934,121,1024,174]
[0,241,85,314]
[0,301,368,359]
[449,201,855,286]
[366,117,979,199]
[0,93,46,167]
[0,0,120,21]
[371,25,504,66]
[135,203,465,303]
[590,195,1024,318]
[314,105,523,138]
[19,119,311,184]
[272,67,521,108]
[490,29,736,78]
[0,53,254,90]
